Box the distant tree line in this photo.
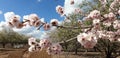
[0,29,29,48]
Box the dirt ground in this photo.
[0,48,120,58]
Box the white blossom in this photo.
[50,19,59,26]
[113,20,120,29]
[77,32,97,48]
[47,43,62,55]
[28,37,37,46]
[93,19,100,25]
[88,10,101,19]
[39,39,51,49]
[56,5,64,16]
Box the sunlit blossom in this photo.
[77,32,97,48]
[108,12,116,20]
[70,0,74,5]
[88,10,101,19]
[93,19,100,25]
[4,12,16,22]
[43,23,51,30]
[115,29,120,35]
[29,14,39,21]
[56,5,64,15]
[113,20,120,29]
[39,39,51,49]
[118,10,120,15]
[28,45,36,52]
[34,20,41,27]
[16,23,24,29]
[28,37,37,46]
[50,19,59,26]
[103,21,111,27]
[47,43,62,55]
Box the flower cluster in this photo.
[28,37,62,55]
[77,32,97,48]
[76,3,120,48]
[47,43,62,55]
[4,12,23,28]
[26,14,41,27]
[79,9,119,48]
[56,0,120,49]
[4,12,61,31]
[56,5,64,16]
[88,10,101,19]
[109,0,120,12]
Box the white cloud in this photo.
[0,21,14,33]
[4,12,15,22]
[27,30,44,39]
[64,0,83,15]
[13,26,34,34]
[64,0,94,15]
[40,32,49,39]
[40,18,45,23]
[13,25,44,39]
[0,21,8,31]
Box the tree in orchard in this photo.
[0,28,28,48]
[48,0,120,58]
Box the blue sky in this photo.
[0,0,84,39]
[0,0,64,22]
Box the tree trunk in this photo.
[106,52,111,58]
[75,38,78,55]
[11,43,14,48]
[75,48,78,55]
[2,43,5,48]
[64,41,68,51]
[75,43,78,55]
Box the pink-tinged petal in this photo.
[11,16,20,26]
[28,37,37,46]
[28,46,36,52]
[34,20,41,27]
[70,0,74,5]
[50,19,59,26]
[113,20,120,29]
[118,10,120,15]
[30,20,36,26]
[56,5,64,15]
[47,43,62,55]
[88,10,101,19]
[77,32,97,48]
[108,12,115,20]
[43,23,50,31]
[16,23,24,29]
[39,39,51,49]
[29,14,39,21]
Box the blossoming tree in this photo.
[49,0,120,58]
[1,0,120,58]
